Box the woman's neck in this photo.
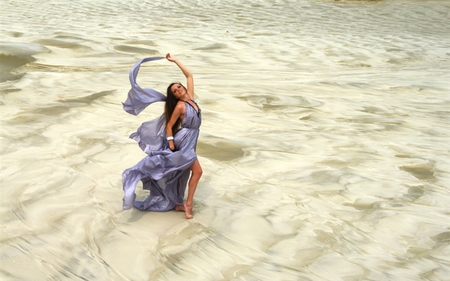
[179,94,190,101]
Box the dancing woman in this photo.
[121,54,202,219]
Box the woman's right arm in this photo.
[165,102,184,151]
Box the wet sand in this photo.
[1,0,450,280]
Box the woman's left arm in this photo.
[166,53,194,100]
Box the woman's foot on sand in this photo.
[184,202,193,219]
[175,205,185,212]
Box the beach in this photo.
[1,0,450,280]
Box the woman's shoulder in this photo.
[175,100,186,110]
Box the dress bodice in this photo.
[181,100,201,130]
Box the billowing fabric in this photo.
[121,57,202,211]
[122,56,166,115]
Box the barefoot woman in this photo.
[121,54,202,219]
[165,53,202,218]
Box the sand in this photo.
[1,0,450,280]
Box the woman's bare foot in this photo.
[174,205,185,212]
[184,202,193,219]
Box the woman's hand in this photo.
[166,53,177,62]
[165,53,194,100]
[168,140,175,151]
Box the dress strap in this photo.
[186,99,200,114]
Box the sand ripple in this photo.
[1,0,450,280]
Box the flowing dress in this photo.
[121,57,201,211]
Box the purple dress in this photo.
[121,57,201,211]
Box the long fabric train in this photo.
[121,57,201,211]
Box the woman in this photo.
[121,54,202,219]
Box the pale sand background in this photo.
[1,0,450,280]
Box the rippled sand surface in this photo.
[1,0,450,280]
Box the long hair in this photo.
[165,82,184,134]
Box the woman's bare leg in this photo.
[184,158,202,219]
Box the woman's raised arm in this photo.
[166,53,194,100]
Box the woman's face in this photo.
[171,83,186,99]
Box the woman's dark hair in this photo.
[165,82,185,134]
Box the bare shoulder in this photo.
[175,100,186,112]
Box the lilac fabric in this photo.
[121,57,201,211]
[122,56,166,115]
